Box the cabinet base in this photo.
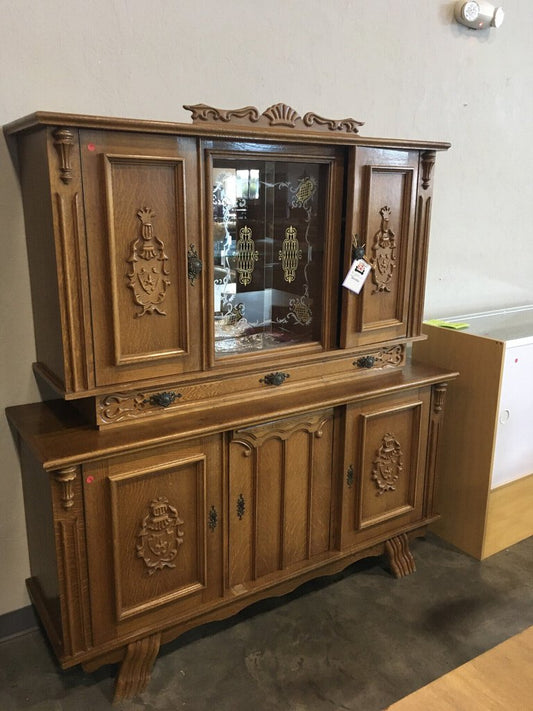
[385,533,416,578]
[113,632,161,701]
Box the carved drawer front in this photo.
[228,409,335,590]
[82,437,223,645]
[79,130,202,388]
[341,389,430,549]
[342,148,420,348]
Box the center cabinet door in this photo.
[82,436,223,645]
[80,130,203,387]
[228,409,337,591]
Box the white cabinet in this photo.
[492,335,533,487]
[413,306,533,559]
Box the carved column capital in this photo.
[421,150,436,191]
[432,382,448,414]
[53,466,78,510]
[53,127,75,185]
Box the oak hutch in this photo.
[4,103,456,700]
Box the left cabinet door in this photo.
[81,436,223,646]
[79,130,203,387]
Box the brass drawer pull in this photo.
[355,355,375,369]
[144,391,182,408]
[260,372,290,386]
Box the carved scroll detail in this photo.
[53,128,75,184]
[232,413,330,451]
[302,112,364,134]
[183,104,260,123]
[372,433,403,495]
[371,206,397,293]
[97,390,182,424]
[54,466,78,510]
[127,208,170,317]
[184,103,364,134]
[136,497,184,575]
[279,226,302,283]
[354,345,405,370]
[236,225,259,285]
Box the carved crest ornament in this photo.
[372,433,403,495]
[127,208,170,317]
[184,102,364,134]
[371,206,397,293]
[136,497,184,575]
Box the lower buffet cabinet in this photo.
[7,366,452,700]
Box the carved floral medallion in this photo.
[136,497,184,575]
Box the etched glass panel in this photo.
[212,158,327,356]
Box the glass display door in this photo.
[210,151,337,358]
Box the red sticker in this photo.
[86,475,95,484]
[87,143,96,152]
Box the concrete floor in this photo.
[1,533,532,711]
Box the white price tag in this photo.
[342,259,371,294]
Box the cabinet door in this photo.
[82,436,223,645]
[340,390,430,549]
[341,148,419,348]
[80,130,203,387]
[228,409,336,590]
[205,140,344,362]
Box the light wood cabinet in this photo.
[414,308,533,559]
[5,103,456,700]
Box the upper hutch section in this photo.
[4,103,449,416]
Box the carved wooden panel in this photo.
[341,389,430,549]
[108,456,206,621]
[79,131,202,387]
[81,436,223,645]
[341,148,419,348]
[102,155,187,365]
[228,409,335,588]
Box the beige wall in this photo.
[1,0,532,616]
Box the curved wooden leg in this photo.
[114,631,161,701]
[385,533,416,578]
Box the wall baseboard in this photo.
[0,605,38,642]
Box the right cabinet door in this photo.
[341,147,420,348]
[341,389,430,550]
